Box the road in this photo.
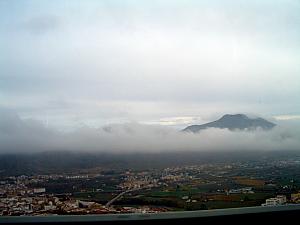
[105,188,139,208]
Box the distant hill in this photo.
[182,114,276,133]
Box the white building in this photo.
[33,188,46,194]
[44,205,56,211]
[228,187,253,194]
[262,195,287,206]
[276,195,287,204]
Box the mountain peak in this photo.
[220,114,248,120]
[182,114,275,133]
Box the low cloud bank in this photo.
[0,109,299,153]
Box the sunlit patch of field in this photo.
[233,177,265,187]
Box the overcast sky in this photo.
[1,0,300,132]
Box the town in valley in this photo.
[1,154,300,216]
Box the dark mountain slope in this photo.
[183,114,275,133]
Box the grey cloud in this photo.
[22,15,61,35]
[0,0,299,130]
[0,110,299,154]
[0,109,63,152]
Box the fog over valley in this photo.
[0,109,299,154]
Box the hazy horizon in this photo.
[0,109,300,154]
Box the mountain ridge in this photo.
[182,114,276,133]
